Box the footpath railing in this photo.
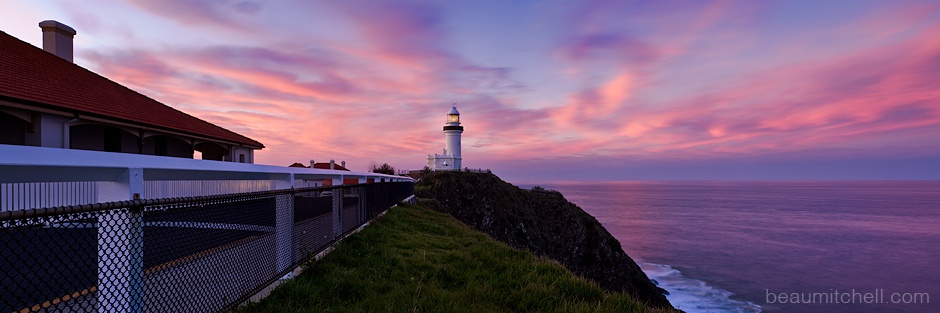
[0,145,415,313]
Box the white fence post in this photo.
[97,168,144,313]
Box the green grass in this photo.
[413,184,430,194]
[237,203,671,313]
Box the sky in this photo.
[2,0,939,181]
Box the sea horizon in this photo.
[513,179,940,184]
[515,180,939,313]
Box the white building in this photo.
[427,105,463,171]
[0,20,263,163]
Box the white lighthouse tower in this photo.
[427,105,463,171]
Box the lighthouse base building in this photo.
[427,105,463,171]
[427,151,460,171]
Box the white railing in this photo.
[1,181,98,212]
[0,144,412,212]
[143,180,276,199]
[0,144,414,313]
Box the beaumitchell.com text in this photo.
[765,289,929,304]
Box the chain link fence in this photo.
[1,182,414,313]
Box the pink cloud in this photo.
[514,1,940,164]
[123,0,263,31]
[325,1,453,71]
[79,44,525,170]
[51,0,940,174]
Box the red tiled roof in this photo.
[0,30,263,148]
[287,162,350,171]
[312,163,349,171]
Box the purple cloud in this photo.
[124,0,264,30]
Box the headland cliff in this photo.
[415,171,674,310]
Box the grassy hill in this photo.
[415,171,673,309]
[238,203,675,312]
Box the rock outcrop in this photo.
[416,171,674,309]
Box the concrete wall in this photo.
[232,146,253,163]
[427,154,459,171]
[0,109,71,148]
[39,114,69,148]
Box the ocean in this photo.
[516,181,940,313]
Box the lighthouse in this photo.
[427,105,463,171]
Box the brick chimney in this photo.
[341,161,346,168]
[39,20,76,62]
[329,159,335,170]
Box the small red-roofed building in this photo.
[289,160,358,185]
[311,161,349,171]
[0,21,263,163]
[288,160,350,171]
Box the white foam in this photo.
[640,262,762,313]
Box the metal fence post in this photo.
[332,186,342,238]
[357,185,366,225]
[97,168,144,313]
[275,193,293,275]
[382,183,389,209]
[366,185,372,221]
[275,174,294,276]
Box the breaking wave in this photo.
[641,262,762,313]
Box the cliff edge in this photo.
[415,171,673,309]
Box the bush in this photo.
[371,163,395,175]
